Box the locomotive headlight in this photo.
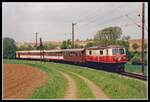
[113,56,118,60]
[122,56,126,60]
[118,57,121,61]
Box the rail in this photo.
[119,72,147,81]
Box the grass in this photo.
[3,59,148,99]
[3,59,67,99]
[45,62,147,99]
[125,63,147,76]
[56,68,95,99]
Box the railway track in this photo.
[119,72,147,81]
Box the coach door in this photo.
[103,49,109,62]
[18,53,20,59]
[98,49,104,62]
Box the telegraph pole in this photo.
[72,23,76,48]
[39,37,43,61]
[141,2,145,75]
[35,32,38,47]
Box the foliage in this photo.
[74,44,84,48]
[117,40,129,50]
[17,43,57,51]
[126,50,134,61]
[3,37,16,59]
[43,43,57,50]
[93,26,122,46]
[17,44,36,51]
[85,42,94,48]
[130,53,141,65]
[36,45,44,50]
[94,26,122,41]
[144,52,148,65]
[60,40,71,49]
[121,35,130,41]
[144,43,147,51]
[132,43,139,52]
[128,51,147,65]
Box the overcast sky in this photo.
[2,2,148,43]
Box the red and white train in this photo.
[16,45,127,72]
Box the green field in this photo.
[3,59,148,99]
[125,63,147,76]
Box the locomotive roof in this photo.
[62,48,84,52]
[87,45,124,50]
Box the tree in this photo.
[43,43,57,50]
[3,37,16,59]
[130,53,141,65]
[60,40,71,49]
[85,42,94,48]
[94,26,122,46]
[26,44,34,50]
[74,44,84,48]
[117,40,129,50]
[17,45,26,51]
[132,43,139,52]
[17,44,35,51]
[126,50,134,61]
[122,35,130,41]
[36,45,45,50]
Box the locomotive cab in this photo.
[111,47,126,63]
[85,46,127,72]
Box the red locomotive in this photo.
[16,45,127,72]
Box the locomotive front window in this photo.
[112,48,119,54]
[112,48,125,54]
[119,48,124,54]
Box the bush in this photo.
[144,53,147,65]
[130,52,147,65]
[126,50,134,61]
[3,37,16,59]
[130,53,141,65]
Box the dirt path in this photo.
[57,71,77,99]
[3,64,47,99]
[67,71,110,99]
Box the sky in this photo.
[2,2,148,43]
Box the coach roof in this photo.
[62,48,85,52]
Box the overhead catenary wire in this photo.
[69,3,147,40]
[76,3,139,24]
[75,9,140,35]
[76,7,140,33]
[96,9,139,28]
[75,4,128,30]
[75,6,105,23]
[125,14,141,28]
[75,3,117,23]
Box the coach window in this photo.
[89,50,92,55]
[78,52,81,56]
[100,50,103,55]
